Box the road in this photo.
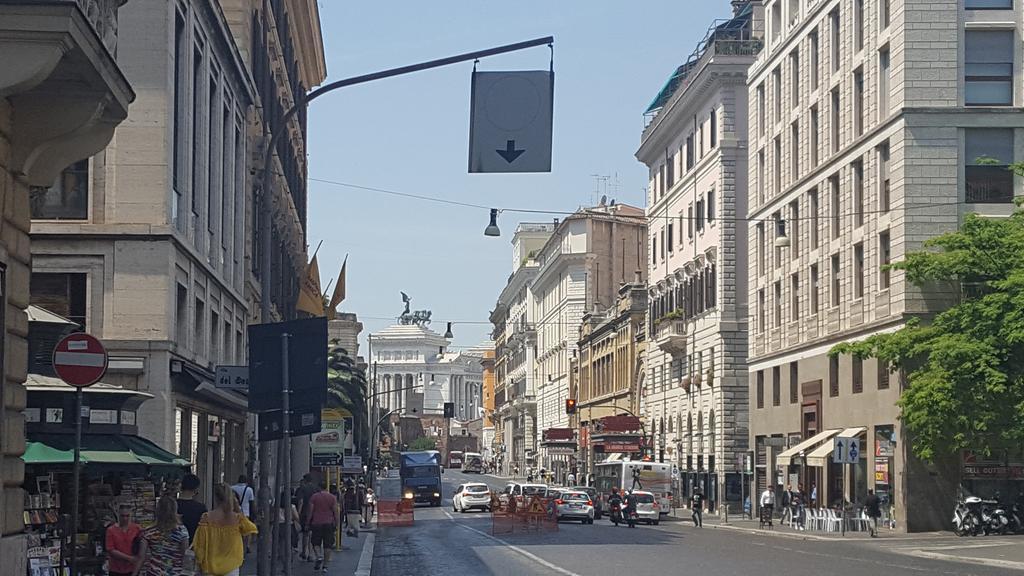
[371,469,1022,575]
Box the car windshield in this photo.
[632,494,655,504]
[566,492,589,501]
[523,486,546,496]
[465,485,489,494]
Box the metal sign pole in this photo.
[282,331,292,576]
[70,387,83,576]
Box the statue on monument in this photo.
[399,292,432,327]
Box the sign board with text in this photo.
[215,366,249,390]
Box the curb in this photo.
[354,532,375,576]
[904,548,1024,572]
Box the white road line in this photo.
[355,532,375,576]
[443,510,582,576]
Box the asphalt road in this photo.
[371,469,1022,575]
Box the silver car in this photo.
[627,491,661,525]
[554,490,595,524]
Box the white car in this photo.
[453,483,492,513]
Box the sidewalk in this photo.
[665,509,926,542]
[240,521,376,576]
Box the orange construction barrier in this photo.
[377,499,414,526]
[491,495,558,535]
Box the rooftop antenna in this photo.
[590,173,610,206]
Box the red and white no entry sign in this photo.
[53,332,108,388]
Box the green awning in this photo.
[24,433,190,467]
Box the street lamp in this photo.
[484,208,501,237]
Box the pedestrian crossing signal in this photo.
[565,398,577,415]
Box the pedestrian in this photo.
[137,495,189,576]
[780,485,792,525]
[343,480,362,537]
[567,471,576,486]
[295,474,316,561]
[230,475,255,554]
[363,486,376,525]
[177,473,206,544]
[307,480,341,572]
[275,490,301,565]
[193,483,257,576]
[864,489,881,537]
[810,483,818,508]
[793,484,806,531]
[690,487,704,528]
[759,486,775,528]
[105,503,141,576]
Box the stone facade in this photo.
[747,0,1010,531]
[637,2,758,513]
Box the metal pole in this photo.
[70,388,83,576]
[282,332,293,576]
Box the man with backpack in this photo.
[231,475,255,553]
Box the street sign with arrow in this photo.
[468,70,553,173]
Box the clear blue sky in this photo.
[306,1,729,352]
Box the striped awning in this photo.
[775,429,842,467]
[806,427,868,467]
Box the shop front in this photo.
[961,448,1024,502]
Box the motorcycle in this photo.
[982,500,1009,535]
[609,501,623,526]
[953,499,979,537]
[626,508,638,528]
[1006,502,1024,535]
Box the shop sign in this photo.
[874,463,890,484]
[598,440,642,453]
[45,408,63,423]
[595,415,641,433]
[546,445,577,455]
[875,439,894,458]
[24,408,40,423]
[88,409,117,424]
[120,411,136,426]
[543,427,574,441]
[963,464,1024,479]
[342,455,363,474]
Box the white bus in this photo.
[463,452,483,473]
[594,460,672,515]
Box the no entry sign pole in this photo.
[53,333,108,576]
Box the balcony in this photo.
[966,165,1014,204]
[654,318,687,356]
[0,0,134,186]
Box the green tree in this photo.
[326,341,369,455]
[408,436,437,451]
[830,200,1024,461]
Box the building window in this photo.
[696,197,705,232]
[830,88,841,154]
[879,231,891,289]
[830,174,841,239]
[854,0,865,52]
[774,280,782,327]
[173,11,186,230]
[773,67,782,124]
[854,242,865,298]
[758,150,766,203]
[30,273,87,329]
[878,46,891,120]
[809,105,820,168]
[790,199,800,257]
[667,223,674,252]
[666,156,674,188]
[660,229,666,260]
[965,30,1013,106]
[791,121,800,180]
[211,310,220,363]
[829,8,841,73]
[176,284,188,345]
[772,366,781,406]
[789,362,799,404]
[881,0,891,28]
[758,83,766,136]
[192,43,204,225]
[195,297,206,356]
[965,128,1014,203]
[707,189,716,222]
[809,29,820,90]
[758,289,766,332]
[756,222,765,274]
[32,159,89,220]
[686,132,695,169]
[853,67,864,137]
[809,187,820,249]
[791,272,800,321]
[877,360,890,390]
[810,264,820,314]
[831,253,841,307]
[773,211,784,267]
[829,355,840,397]
[774,137,782,195]
[757,370,765,409]
[790,49,800,108]
[878,141,891,212]
[710,108,717,148]
[852,159,865,227]
[966,0,1013,9]
[688,205,695,238]
[852,356,864,394]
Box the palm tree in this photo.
[326,341,369,455]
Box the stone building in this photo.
[531,203,647,480]
[28,0,325,505]
[745,0,1007,531]
[0,0,135,566]
[636,2,759,513]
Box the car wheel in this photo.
[653,519,660,526]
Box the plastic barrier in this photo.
[491,494,558,535]
[376,478,414,526]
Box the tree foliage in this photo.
[830,201,1024,461]
[408,436,437,451]
[326,341,369,455]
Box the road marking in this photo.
[443,510,581,576]
[355,532,375,576]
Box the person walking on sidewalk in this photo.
[864,490,881,537]
[296,474,316,562]
[231,475,255,554]
[363,486,376,526]
[137,495,189,576]
[177,473,206,544]
[690,487,705,528]
[759,486,776,528]
[307,481,341,572]
[343,480,362,537]
[193,483,258,576]
[105,503,141,576]
[780,485,792,526]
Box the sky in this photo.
[306,1,729,353]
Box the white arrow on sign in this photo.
[468,70,553,173]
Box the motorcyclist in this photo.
[607,488,623,525]
[623,489,638,528]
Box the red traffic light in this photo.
[565,398,577,414]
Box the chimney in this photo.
[553,218,559,227]
[748,1,765,41]
[634,270,643,285]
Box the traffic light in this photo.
[443,402,455,418]
[565,398,577,415]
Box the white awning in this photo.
[776,429,842,467]
[805,427,868,467]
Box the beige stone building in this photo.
[29,0,325,505]
[746,0,1015,531]
[1,0,135,567]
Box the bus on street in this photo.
[594,460,672,514]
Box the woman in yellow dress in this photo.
[193,483,258,576]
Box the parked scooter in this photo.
[982,500,1009,535]
[1006,501,1024,535]
[953,498,980,537]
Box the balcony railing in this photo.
[654,319,687,356]
[966,165,1014,204]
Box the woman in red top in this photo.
[105,503,142,576]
